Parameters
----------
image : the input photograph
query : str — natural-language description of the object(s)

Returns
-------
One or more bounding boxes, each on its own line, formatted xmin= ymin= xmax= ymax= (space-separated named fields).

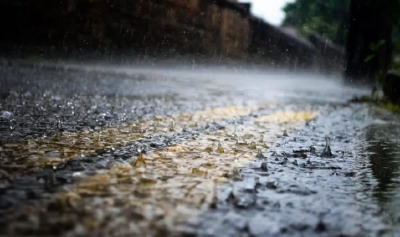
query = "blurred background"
xmin=0 ymin=0 xmax=399 ymax=81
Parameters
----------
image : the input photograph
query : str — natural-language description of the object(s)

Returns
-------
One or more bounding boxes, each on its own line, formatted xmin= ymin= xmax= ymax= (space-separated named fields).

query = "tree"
xmin=344 ymin=0 xmax=394 ymax=82
xmin=282 ymin=0 xmax=350 ymax=46
xmin=283 ymin=0 xmax=400 ymax=82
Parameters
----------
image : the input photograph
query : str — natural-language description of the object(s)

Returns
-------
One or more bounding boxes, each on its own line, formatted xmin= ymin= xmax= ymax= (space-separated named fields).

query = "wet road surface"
xmin=1 ymin=63 xmax=400 ymax=237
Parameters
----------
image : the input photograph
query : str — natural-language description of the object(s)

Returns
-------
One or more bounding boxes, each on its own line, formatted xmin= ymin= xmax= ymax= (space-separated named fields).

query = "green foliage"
xmin=365 ymin=40 xmax=386 ymax=63
xmin=351 ymin=95 xmax=400 ymax=114
xmin=282 ymin=0 xmax=400 ymax=52
xmin=364 ymin=40 xmax=387 ymax=96
xmin=282 ymin=0 xmax=350 ymax=45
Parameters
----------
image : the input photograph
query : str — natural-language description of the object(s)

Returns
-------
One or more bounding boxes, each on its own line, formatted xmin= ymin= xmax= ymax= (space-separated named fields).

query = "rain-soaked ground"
xmin=1 ymin=62 xmax=400 ymax=237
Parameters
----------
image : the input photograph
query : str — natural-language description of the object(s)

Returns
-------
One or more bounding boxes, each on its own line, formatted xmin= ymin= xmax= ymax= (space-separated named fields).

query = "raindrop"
xmin=283 ymin=130 xmax=288 ymax=137
xmin=320 ymin=136 xmax=333 ymax=158
xmin=255 ymin=149 xmax=265 ymax=158
xmin=9 ymin=119 xmax=16 ymax=132
xmin=307 ymin=158 xmax=312 ymax=164
xmin=293 ymin=159 xmax=298 ymax=166
xmin=249 ymin=141 xmax=257 ymax=150
xmin=231 ymin=118 xmax=238 ymax=137
xmin=282 ymin=155 xmax=288 ymax=165
xmin=258 ymin=135 xmax=264 ymax=143
xmin=153 ymin=120 xmax=159 ymax=132
xmin=132 ymin=145 xmax=146 ymax=167
xmin=169 ymin=119 xmax=175 ymax=132
xmin=56 ymin=119 xmax=63 ymax=132
xmin=216 ymin=142 xmax=225 ymax=154
xmin=260 ymin=162 xmax=268 ymax=171
xmin=94 ymin=132 xmax=101 ymax=147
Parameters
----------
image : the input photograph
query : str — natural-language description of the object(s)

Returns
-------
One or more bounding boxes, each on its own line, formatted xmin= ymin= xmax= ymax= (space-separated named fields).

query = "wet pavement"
xmin=1 ymin=62 xmax=400 ymax=237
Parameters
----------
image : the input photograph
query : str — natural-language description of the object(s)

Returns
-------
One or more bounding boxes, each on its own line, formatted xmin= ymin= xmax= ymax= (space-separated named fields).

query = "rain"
xmin=1 ymin=0 xmax=400 ymax=237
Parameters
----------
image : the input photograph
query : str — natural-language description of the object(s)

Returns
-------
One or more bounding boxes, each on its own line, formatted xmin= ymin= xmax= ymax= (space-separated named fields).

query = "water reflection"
xmin=364 ymin=124 xmax=400 ymax=228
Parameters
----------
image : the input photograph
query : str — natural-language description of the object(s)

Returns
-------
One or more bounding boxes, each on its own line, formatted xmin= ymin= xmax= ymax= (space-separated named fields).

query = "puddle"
xmin=360 ymin=123 xmax=400 ymax=235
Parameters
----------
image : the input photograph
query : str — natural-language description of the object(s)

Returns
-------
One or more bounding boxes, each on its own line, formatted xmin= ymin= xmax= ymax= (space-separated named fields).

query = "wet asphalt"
xmin=1 ymin=62 xmax=400 ymax=237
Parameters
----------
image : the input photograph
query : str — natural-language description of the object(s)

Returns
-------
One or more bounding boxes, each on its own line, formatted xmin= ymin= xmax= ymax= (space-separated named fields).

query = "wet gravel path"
xmin=184 ymin=104 xmax=390 ymax=237
xmin=1 ymin=63 xmax=400 ymax=237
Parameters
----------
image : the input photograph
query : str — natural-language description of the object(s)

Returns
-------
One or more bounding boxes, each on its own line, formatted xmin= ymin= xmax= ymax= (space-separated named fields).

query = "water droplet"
xmin=320 ymin=136 xmax=333 ymax=158
xmin=258 ymin=135 xmax=264 ymax=143
xmin=325 ymin=136 xmax=331 ymax=146
xmin=132 ymin=145 xmax=146 ymax=167
xmin=255 ymin=149 xmax=265 ymax=158
xmin=57 ymin=119 xmax=63 ymax=130
xmin=234 ymin=157 xmax=239 ymax=163
xmin=283 ymin=130 xmax=288 ymax=137
xmin=260 ymin=162 xmax=268 ymax=171
xmin=216 ymin=142 xmax=225 ymax=154
xmin=169 ymin=119 xmax=175 ymax=132
xmin=153 ymin=120 xmax=159 ymax=132
xmin=9 ymin=119 xmax=16 ymax=131
xmin=293 ymin=159 xmax=298 ymax=166
xmin=249 ymin=141 xmax=257 ymax=150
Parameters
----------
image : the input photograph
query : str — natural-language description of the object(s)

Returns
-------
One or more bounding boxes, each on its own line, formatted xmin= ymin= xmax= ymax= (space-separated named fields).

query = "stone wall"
xmin=0 ymin=0 xmax=344 ymax=73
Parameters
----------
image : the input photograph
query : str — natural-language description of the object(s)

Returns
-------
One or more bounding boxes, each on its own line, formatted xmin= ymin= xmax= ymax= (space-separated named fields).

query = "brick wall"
xmin=0 ymin=0 xmax=344 ymax=73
